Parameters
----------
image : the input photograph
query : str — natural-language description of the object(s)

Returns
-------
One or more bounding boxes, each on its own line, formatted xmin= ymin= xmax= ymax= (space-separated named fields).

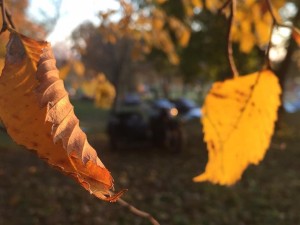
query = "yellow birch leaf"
xmin=0 ymin=31 xmax=125 ymax=201
xmin=194 ymin=70 xmax=281 ymax=185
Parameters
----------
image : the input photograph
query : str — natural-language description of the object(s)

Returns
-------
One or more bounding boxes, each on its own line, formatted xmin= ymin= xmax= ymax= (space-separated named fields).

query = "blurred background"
xmin=1 ymin=0 xmax=300 ymax=224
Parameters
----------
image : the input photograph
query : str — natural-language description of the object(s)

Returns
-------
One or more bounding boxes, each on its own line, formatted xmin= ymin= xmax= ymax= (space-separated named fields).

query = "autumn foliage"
xmin=0 ymin=31 xmax=124 ymax=202
xmin=0 ymin=2 xmax=300 ymax=225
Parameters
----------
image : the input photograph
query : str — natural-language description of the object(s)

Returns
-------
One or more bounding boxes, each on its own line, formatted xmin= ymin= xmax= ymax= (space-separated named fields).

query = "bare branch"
xmin=227 ymin=0 xmax=239 ymax=77
xmin=117 ymin=198 xmax=160 ymax=225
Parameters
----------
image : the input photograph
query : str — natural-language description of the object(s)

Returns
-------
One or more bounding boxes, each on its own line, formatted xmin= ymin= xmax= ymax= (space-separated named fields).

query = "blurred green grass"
xmin=1 ymin=100 xmax=300 ymax=225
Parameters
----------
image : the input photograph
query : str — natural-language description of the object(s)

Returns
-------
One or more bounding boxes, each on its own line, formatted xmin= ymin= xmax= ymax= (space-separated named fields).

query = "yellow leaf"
xmin=239 ymin=32 xmax=256 ymax=53
xmin=206 ymin=0 xmax=222 ymax=12
xmin=0 ymin=32 xmax=125 ymax=201
xmin=72 ymin=60 xmax=85 ymax=77
xmin=255 ymin=20 xmax=271 ymax=46
xmin=179 ymin=29 xmax=191 ymax=47
xmin=194 ymin=70 xmax=281 ymax=185
xmin=152 ymin=17 xmax=165 ymax=30
xmin=191 ymin=0 xmax=202 ymax=8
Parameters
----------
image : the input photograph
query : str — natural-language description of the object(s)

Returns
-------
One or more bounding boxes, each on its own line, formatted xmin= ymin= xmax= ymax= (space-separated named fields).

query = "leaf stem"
xmin=265 ymin=0 xmax=293 ymax=29
xmin=227 ymin=0 xmax=239 ymax=78
xmin=264 ymin=21 xmax=275 ymax=69
xmin=0 ymin=0 xmax=15 ymax=33
xmin=117 ymin=198 xmax=160 ymax=225
xmin=5 ymin=7 xmax=15 ymax=29
xmin=0 ymin=0 xmax=8 ymax=33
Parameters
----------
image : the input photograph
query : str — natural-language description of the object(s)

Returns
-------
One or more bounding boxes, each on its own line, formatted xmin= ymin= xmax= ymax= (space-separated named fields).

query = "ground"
xmin=1 ymin=100 xmax=300 ymax=225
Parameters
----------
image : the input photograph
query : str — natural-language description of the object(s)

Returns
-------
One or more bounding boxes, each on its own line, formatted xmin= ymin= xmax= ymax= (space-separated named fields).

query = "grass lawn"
xmin=1 ymin=100 xmax=300 ymax=225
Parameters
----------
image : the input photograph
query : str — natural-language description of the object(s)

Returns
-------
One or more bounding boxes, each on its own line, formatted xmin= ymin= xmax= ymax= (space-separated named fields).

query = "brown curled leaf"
xmin=0 ymin=31 xmax=125 ymax=201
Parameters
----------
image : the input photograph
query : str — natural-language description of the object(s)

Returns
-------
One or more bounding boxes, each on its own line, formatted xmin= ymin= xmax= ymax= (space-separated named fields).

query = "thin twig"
xmin=218 ymin=0 xmax=231 ymax=14
xmin=264 ymin=21 xmax=275 ymax=69
xmin=227 ymin=0 xmax=239 ymax=77
xmin=117 ymin=198 xmax=160 ymax=225
xmin=0 ymin=0 xmax=8 ymax=33
xmin=5 ymin=8 xmax=15 ymax=29
xmin=265 ymin=0 xmax=293 ymax=29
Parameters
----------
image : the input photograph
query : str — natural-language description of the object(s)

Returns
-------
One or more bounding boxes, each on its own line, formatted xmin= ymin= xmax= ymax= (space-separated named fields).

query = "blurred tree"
xmin=72 ymin=22 xmax=135 ymax=110
xmin=70 ymin=0 xmax=300 ymax=108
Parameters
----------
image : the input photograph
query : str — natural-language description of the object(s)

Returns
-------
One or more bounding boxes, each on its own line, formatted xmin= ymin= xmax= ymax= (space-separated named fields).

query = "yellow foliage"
xmin=191 ymin=0 xmax=202 ymax=8
xmin=239 ymin=32 xmax=256 ymax=53
xmin=81 ymin=79 xmax=98 ymax=98
xmin=73 ymin=60 xmax=85 ymax=77
xmin=229 ymin=0 xmax=285 ymax=52
xmin=58 ymin=63 xmax=71 ymax=80
xmin=179 ymin=29 xmax=191 ymax=47
xmin=194 ymin=70 xmax=281 ymax=185
xmin=206 ymin=0 xmax=223 ymax=12
xmin=81 ymin=73 xmax=116 ymax=109
xmin=94 ymin=78 xmax=116 ymax=109
xmin=168 ymin=16 xmax=191 ymax=47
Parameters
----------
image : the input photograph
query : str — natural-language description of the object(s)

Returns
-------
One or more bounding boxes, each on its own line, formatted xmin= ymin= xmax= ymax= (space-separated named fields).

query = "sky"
xmin=28 ymin=0 xmax=120 ymax=44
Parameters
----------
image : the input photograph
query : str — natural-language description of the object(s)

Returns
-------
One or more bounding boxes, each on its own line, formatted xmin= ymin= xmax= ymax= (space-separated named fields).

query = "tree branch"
xmin=117 ymin=198 xmax=160 ymax=225
xmin=227 ymin=0 xmax=239 ymax=77
xmin=218 ymin=0 xmax=231 ymax=14
xmin=264 ymin=21 xmax=275 ymax=69
xmin=265 ymin=0 xmax=293 ymax=29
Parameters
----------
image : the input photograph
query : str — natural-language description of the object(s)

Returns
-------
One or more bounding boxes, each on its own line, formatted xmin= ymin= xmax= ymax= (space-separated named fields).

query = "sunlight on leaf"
xmin=194 ymin=70 xmax=281 ymax=185
xmin=0 ymin=31 xmax=125 ymax=201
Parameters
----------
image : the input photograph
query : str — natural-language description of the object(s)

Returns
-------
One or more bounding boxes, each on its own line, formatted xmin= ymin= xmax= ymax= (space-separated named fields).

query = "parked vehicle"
xmin=171 ymin=98 xmax=202 ymax=121
xmin=106 ymin=98 xmax=183 ymax=152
